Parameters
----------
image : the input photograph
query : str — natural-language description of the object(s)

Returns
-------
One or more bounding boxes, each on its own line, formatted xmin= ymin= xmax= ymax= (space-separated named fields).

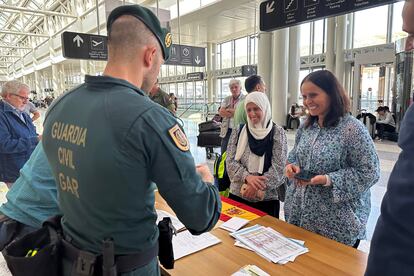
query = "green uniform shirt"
xmin=150 ymin=88 xmax=175 ymax=113
xmin=42 ymin=75 xmax=221 ymax=254
xmin=233 ymin=99 xmax=247 ymax=126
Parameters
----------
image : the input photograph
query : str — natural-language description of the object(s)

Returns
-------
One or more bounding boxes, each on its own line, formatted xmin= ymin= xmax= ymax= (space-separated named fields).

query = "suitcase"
xmin=197 ymin=131 xmax=222 ymax=147
xmin=198 ymin=120 xmax=221 ymax=132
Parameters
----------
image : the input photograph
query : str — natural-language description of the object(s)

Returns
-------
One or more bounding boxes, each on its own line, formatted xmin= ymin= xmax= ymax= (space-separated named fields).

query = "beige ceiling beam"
xmin=0 ymin=4 xmax=77 ymax=18
xmin=0 ymin=29 xmax=49 ymax=37
xmin=0 ymin=45 xmax=31 ymax=49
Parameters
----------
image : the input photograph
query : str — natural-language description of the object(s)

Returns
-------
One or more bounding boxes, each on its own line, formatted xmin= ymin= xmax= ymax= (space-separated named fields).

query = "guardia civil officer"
xmin=42 ymin=5 xmax=221 ymax=275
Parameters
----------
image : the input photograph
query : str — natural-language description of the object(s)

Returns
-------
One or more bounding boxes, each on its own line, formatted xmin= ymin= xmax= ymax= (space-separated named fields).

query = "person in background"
xmin=169 ymin=92 xmax=178 ymax=113
xmin=23 ymin=100 xmax=40 ymax=122
xmin=286 ymin=103 xmax=302 ymax=130
xmin=366 ymin=0 xmax=414 ymax=274
xmin=0 ymin=80 xmax=40 ymax=188
xmin=42 ymin=5 xmax=221 ymax=275
xmin=219 ymin=79 xmax=244 ymax=153
xmin=375 ymin=106 xmax=396 ymax=140
xmin=149 ymin=79 xmax=176 ymax=114
xmin=226 ymin=92 xmax=287 ymax=218
xmin=233 ymin=75 xmax=266 ymax=126
xmin=0 ymin=143 xmax=59 ymax=250
xmin=284 ymin=70 xmax=380 ymax=247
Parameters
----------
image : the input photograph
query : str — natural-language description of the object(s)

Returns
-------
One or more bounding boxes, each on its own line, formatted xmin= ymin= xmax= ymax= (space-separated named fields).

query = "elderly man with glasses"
xmin=0 ymin=80 xmax=40 ymax=188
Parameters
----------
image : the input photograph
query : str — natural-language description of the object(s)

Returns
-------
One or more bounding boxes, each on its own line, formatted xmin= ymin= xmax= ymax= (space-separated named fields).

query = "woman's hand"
xmin=285 ymin=164 xmax=300 ymax=179
xmin=245 ymin=175 xmax=267 ymax=190
xmin=242 ymin=184 xmax=257 ymax=199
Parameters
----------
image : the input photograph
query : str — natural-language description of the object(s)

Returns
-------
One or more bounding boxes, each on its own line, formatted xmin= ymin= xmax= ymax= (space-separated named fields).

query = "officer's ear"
xmin=143 ymin=46 xmax=157 ymax=68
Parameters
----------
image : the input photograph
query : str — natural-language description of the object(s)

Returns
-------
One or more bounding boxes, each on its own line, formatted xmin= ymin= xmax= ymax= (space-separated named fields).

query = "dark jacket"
xmin=365 ymin=104 xmax=414 ymax=275
xmin=0 ymin=100 xmax=38 ymax=183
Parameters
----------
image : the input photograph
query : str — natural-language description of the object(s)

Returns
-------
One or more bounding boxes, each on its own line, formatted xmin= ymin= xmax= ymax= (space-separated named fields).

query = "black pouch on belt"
xmin=157 ymin=217 xmax=176 ymax=269
xmin=2 ymin=215 xmax=62 ymax=276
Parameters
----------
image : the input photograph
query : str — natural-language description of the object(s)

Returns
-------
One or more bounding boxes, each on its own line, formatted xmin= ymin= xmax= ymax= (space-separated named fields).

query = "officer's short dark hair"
xmin=244 ymin=75 xmax=263 ymax=93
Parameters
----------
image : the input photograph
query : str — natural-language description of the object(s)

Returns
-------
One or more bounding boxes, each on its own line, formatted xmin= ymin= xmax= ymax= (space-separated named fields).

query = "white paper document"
xmin=232 ymin=265 xmax=270 ymax=276
xmin=219 ymin=217 xmax=249 ymax=232
xmin=156 ymin=210 xmax=185 ymax=232
xmin=173 ymin=230 xmax=221 ymax=260
xmin=231 ymin=225 xmax=308 ymax=264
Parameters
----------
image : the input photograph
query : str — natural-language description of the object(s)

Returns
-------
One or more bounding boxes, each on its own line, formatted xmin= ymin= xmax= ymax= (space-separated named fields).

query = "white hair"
xmin=229 ymin=79 xmax=241 ymax=87
xmin=1 ymin=80 xmax=30 ymax=97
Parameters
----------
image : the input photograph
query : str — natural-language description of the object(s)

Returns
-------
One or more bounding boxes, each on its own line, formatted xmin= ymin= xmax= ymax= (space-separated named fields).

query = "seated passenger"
xmin=226 ymin=92 xmax=287 ymax=218
xmin=284 ymin=70 xmax=380 ymax=247
xmin=0 ymin=143 xmax=60 ymax=250
xmin=375 ymin=106 xmax=396 ymax=140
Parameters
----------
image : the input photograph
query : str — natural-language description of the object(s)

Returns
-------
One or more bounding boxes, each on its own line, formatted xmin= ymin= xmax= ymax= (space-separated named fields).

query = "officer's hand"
xmin=37 ymin=135 xmax=42 ymax=141
xmin=196 ymin=164 xmax=214 ymax=184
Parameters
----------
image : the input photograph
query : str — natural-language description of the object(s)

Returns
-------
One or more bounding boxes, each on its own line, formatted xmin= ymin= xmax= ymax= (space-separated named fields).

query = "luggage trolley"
xmin=197 ymin=118 xmax=222 ymax=159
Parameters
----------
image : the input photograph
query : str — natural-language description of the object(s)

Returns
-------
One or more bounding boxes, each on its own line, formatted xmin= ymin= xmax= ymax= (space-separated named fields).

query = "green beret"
xmin=107 ymin=5 xmax=172 ymax=60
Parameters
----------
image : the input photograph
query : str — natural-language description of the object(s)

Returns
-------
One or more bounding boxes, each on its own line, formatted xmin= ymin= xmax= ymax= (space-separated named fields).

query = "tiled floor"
xmin=0 ymin=112 xmax=400 ymax=274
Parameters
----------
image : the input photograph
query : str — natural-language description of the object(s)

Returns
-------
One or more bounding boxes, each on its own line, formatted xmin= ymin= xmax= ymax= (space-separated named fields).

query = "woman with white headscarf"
xmin=226 ymin=92 xmax=288 ymax=218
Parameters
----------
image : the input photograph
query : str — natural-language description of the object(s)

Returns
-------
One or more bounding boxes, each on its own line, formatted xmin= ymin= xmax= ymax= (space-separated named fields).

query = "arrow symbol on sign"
xmin=195 ymin=56 xmax=201 ymax=65
xmin=73 ymin=35 xmax=84 ymax=47
xmin=266 ymin=1 xmax=275 ymax=13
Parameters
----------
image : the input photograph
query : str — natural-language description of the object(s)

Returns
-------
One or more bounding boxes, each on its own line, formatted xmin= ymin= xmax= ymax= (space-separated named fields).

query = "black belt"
xmin=62 ymin=238 xmax=159 ymax=274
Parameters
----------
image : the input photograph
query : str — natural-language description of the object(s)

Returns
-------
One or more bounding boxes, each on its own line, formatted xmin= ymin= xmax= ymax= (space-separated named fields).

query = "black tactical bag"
xmin=2 ymin=215 xmax=62 ymax=276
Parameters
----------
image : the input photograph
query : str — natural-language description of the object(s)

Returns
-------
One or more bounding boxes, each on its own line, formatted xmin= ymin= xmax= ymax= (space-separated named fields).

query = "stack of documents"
xmin=231 ymin=225 xmax=309 ymax=264
xmin=172 ymin=231 xmax=221 ymax=260
xmin=156 ymin=210 xmax=185 ymax=232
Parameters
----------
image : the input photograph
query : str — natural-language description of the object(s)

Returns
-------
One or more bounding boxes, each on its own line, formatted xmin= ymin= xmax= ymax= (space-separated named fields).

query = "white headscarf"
xmin=234 ymin=92 xmax=273 ymax=174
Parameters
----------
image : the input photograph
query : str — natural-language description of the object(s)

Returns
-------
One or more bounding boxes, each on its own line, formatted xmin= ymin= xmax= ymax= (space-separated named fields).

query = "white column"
xmin=257 ymin=32 xmax=272 ymax=101
xmin=207 ymin=42 xmax=217 ymax=103
xmin=326 ymin=17 xmax=336 ymax=72
xmin=80 ymin=60 xmax=89 ymax=78
xmin=271 ymin=29 xmax=289 ymax=126
xmin=288 ymin=25 xmax=300 ymax=107
xmin=335 ymin=15 xmax=347 ymax=84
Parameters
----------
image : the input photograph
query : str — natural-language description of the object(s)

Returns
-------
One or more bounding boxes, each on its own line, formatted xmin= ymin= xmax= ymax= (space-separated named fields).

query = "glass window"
xmin=185 ymin=82 xmax=194 ymax=103
xmin=235 ymin=37 xmax=248 ymax=67
xmin=195 ymin=81 xmax=204 ymax=103
xmin=221 ymin=41 xmax=232 ymax=69
xmin=161 ymin=65 xmax=168 ymax=77
xmin=220 ymin=78 xmax=231 ymax=100
xmin=177 ymin=82 xmax=184 ymax=103
xmin=354 ymin=5 xmax=388 ymax=48
xmin=177 ymin=66 xmax=185 ymax=75
xmin=313 ymin=19 xmax=325 ymax=54
xmin=392 ymin=1 xmax=407 ymax=42
xmin=300 ymin=22 xmax=311 ymax=56
xmin=168 ymin=65 xmax=175 ymax=76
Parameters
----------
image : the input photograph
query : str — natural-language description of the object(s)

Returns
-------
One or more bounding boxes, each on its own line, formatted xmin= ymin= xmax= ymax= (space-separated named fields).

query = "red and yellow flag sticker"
xmin=168 ymin=124 xmax=189 ymax=151
xmin=219 ymin=196 xmax=267 ymax=222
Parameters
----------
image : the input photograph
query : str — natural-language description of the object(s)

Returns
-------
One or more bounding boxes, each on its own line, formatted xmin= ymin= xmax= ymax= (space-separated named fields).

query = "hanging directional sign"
xmin=260 ymin=0 xmax=401 ymax=32
xmin=165 ymin=44 xmax=206 ymax=67
xmin=187 ymin=72 xmax=204 ymax=81
xmin=62 ymin=31 xmax=108 ymax=61
xmin=241 ymin=65 xmax=257 ymax=77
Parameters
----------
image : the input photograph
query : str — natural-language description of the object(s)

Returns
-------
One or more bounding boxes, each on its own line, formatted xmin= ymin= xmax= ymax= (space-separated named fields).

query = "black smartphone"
xmin=294 ymin=170 xmax=317 ymax=182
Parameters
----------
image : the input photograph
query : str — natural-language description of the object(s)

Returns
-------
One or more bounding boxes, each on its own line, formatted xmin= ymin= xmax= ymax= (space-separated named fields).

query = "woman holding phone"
xmin=284 ymin=70 xmax=380 ymax=247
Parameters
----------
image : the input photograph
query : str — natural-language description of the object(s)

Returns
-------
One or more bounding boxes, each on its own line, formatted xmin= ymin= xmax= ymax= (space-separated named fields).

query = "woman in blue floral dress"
xmin=284 ymin=70 xmax=380 ymax=247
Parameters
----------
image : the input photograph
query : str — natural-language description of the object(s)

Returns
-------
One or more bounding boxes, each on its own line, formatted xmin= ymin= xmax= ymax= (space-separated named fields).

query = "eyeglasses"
xmin=11 ymin=94 xmax=29 ymax=101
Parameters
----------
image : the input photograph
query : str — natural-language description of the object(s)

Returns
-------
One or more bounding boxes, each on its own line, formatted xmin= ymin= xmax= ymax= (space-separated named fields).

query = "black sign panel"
xmin=165 ymin=44 xmax=206 ymax=67
xmin=62 ymin=31 xmax=108 ymax=61
xmin=187 ymin=72 xmax=204 ymax=81
xmin=241 ymin=65 xmax=258 ymax=77
xmin=260 ymin=0 xmax=401 ymax=32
